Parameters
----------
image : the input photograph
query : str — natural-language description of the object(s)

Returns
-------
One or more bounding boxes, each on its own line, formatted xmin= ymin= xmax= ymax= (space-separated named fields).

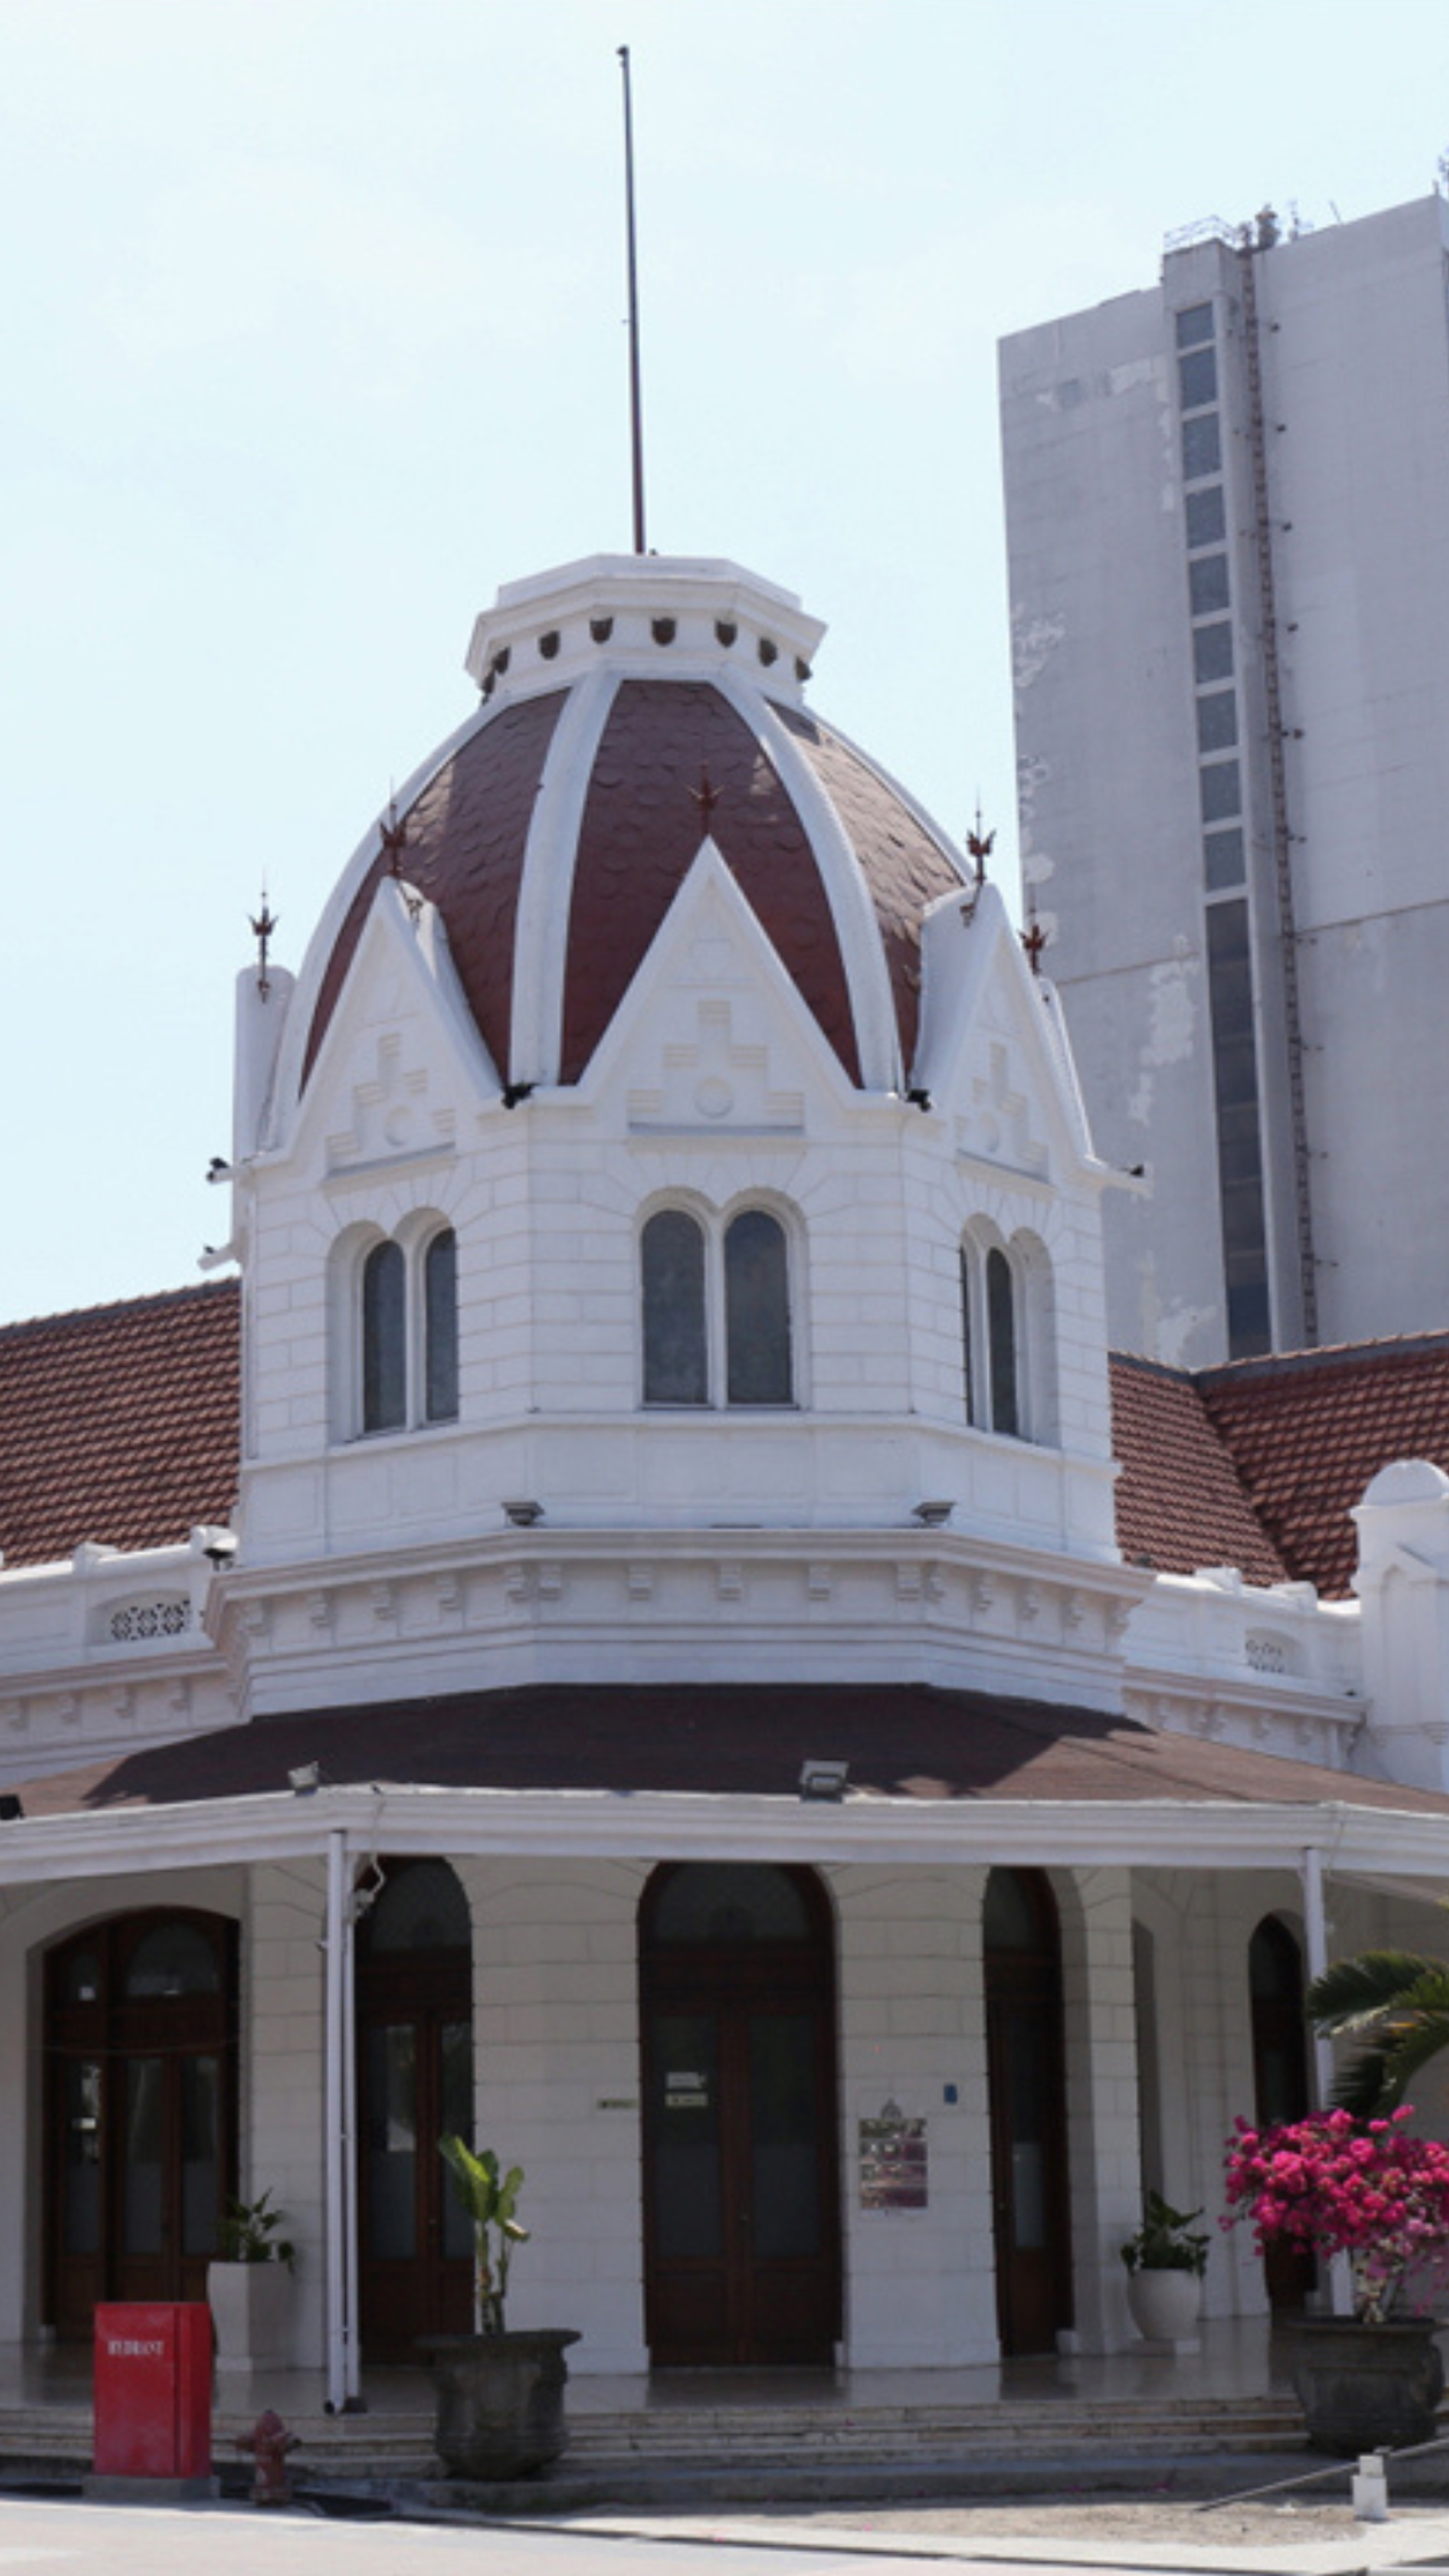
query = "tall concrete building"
xmin=1000 ymin=193 xmax=1449 ymax=1367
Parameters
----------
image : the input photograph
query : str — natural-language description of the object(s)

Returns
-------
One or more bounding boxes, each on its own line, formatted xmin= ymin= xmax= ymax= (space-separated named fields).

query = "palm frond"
xmin=1306 ymin=1952 xmax=1447 ymax=2035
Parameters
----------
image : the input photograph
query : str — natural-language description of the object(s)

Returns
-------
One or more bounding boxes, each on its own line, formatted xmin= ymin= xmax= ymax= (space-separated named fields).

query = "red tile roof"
xmin=1108 ymin=1353 xmax=1291 ymax=1588
xmin=3 ymin=1274 xmax=1445 ymax=1612
xmin=0 ymin=1282 xmax=240 ymax=1570
xmin=1200 ymin=1335 xmax=1449 ymax=1600
xmin=13 ymin=1682 xmax=1449 ymax=1820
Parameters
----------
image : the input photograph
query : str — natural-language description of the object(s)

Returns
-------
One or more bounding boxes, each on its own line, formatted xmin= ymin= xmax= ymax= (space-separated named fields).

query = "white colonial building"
xmin=1 ymin=551 xmax=1448 ymax=2409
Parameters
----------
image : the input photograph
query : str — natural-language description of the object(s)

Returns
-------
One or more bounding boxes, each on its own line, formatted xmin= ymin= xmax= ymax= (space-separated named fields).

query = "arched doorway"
xmin=640 ymin=1861 xmax=841 ymax=2366
xmin=44 ymin=1910 xmax=238 ymax=2340
xmin=356 ymin=1859 xmax=474 ymax=2360
xmin=1249 ymin=1914 xmax=1315 ymax=2311
xmin=983 ymin=1867 xmax=1073 ymax=2355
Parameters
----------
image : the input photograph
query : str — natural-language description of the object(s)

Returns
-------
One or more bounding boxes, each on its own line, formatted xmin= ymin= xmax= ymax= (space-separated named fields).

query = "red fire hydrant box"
xmin=93 ymin=2304 xmax=212 ymax=2481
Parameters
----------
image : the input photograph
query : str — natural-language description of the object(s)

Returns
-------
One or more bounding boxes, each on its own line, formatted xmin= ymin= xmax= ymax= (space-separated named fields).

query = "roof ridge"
xmin=0 ymin=1276 xmax=240 ymax=1343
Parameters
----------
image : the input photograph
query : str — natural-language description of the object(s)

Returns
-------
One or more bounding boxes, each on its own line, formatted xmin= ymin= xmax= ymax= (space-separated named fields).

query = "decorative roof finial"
xmin=965 ymin=799 xmax=994 ymax=891
xmin=1020 ymin=916 xmax=1048 ymax=977
xmin=691 ymin=762 xmax=720 ymax=828
xmin=250 ymin=886 xmax=279 ymax=1000
xmin=380 ymin=795 xmax=407 ymax=880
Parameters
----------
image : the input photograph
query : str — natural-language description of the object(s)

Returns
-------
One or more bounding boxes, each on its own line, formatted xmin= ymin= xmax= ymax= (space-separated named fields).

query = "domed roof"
xmin=297 ymin=556 xmax=967 ymax=1099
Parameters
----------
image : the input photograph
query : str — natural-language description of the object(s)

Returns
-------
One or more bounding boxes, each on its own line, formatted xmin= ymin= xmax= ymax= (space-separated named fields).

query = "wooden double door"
xmin=45 ymin=1912 xmax=238 ymax=2340
xmin=356 ymin=1859 xmax=475 ymax=2360
xmin=641 ymin=1864 xmax=841 ymax=2367
xmin=983 ymin=1869 xmax=1073 ymax=2356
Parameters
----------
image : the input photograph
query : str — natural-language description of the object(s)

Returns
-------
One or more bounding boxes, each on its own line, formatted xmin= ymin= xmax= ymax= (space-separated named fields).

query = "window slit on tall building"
xmin=1174 ymin=295 xmax=1271 ymax=1356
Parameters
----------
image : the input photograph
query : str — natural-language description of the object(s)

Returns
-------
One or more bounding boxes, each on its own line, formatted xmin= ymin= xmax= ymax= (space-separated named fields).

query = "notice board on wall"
xmin=858 ymin=2102 xmax=927 ymax=2210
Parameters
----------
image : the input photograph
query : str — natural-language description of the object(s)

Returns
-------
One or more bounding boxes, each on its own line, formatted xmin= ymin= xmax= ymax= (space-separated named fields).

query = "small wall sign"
xmin=858 ymin=2101 xmax=928 ymax=2210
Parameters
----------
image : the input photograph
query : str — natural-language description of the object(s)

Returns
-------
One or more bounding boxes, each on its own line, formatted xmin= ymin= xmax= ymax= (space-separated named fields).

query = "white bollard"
xmin=1351 ymin=2454 xmax=1390 ymax=2522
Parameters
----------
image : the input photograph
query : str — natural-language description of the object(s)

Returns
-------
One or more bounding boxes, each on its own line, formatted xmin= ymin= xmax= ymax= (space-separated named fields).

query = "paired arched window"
xmin=359 ymin=1225 xmax=458 ymax=1434
xmin=961 ymin=1228 xmax=1054 ymax=1443
xmin=642 ymin=1205 xmax=795 ymax=1408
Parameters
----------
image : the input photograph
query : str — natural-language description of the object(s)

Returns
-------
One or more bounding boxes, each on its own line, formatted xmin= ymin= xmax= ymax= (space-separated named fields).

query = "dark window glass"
xmin=724 ymin=1209 xmax=792 ymax=1406
xmin=364 ymin=2024 xmax=417 ymax=2259
xmin=1189 ymin=552 xmax=1230 ymax=617
xmin=1175 ymin=302 xmax=1215 ymax=351
xmin=180 ymin=2056 xmax=220 ymax=2256
xmin=651 ymin=2011 xmax=722 ymax=2259
xmin=1204 ymin=828 xmax=1246 ymax=890
xmin=1199 ymin=760 xmax=1242 ymax=824
xmin=1182 ymin=412 xmax=1222 ymax=480
xmin=652 ymin=1864 xmax=812 ymax=1947
xmin=1178 ymin=347 xmax=1218 ymax=410
xmin=1197 ymin=690 xmax=1238 ymax=753
xmin=1185 ymin=485 xmax=1225 ymax=548
xmin=364 ymin=1859 xmax=471 ymax=1956
xmin=986 ymin=1247 xmax=1020 ymax=1439
xmin=424 ymin=1229 xmax=458 ymax=1423
xmin=125 ymin=1922 xmax=221 ymax=1999
xmin=123 ymin=2060 xmax=164 ymax=2254
xmin=983 ymin=1868 xmax=1046 ymax=1950
xmin=751 ymin=2015 xmax=821 ymax=2258
xmin=1193 ymin=620 xmax=1234 ymax=683
xmin=362 ymin=1240 xmax=406 ymax=1432
xmin=960 ymin=1247 xmax=974 ymax=1421
xmin=642 ymin=1210 xmax=708 ymax=1405
xmin=1206 ymin=900 xmax=1270 ymax=1357
xmin=62 ymin=2061 xmax=102 ymax=2256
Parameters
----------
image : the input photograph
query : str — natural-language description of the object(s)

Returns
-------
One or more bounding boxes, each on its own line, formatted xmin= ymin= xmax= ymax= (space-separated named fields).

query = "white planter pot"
xmin=1126 ymin=2266 xmax=1201 ymax=2344
xmin=207 ymin=2260 xmax=293 ymax=2377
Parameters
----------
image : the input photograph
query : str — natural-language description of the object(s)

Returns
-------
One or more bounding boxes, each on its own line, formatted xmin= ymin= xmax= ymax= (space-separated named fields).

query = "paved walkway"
xmin=3 ymin=2493 xmax=1449 ymax=2576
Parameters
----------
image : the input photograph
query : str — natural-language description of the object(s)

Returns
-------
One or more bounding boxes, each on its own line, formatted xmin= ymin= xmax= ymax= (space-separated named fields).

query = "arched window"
xmin=362 ymin=1241 xmax=407 ymax=1433
xmin=642 ymin=1210 xmax=708 ymax=1404
xmin=424 ymin=1229 xmax=458 ymax=1423
xmin=724 ymin=1210 xmax=792 ymax=1406
xmin=641 ymin=1203 xmax=797 ymax=1409
xmin=354 ymin=1223 xmax=458 ymax=1437
xmin=986 ymin=1247 xmax=1020 ymax=1439
xmin=961 ymin=1230 xmax=1051 ymax=1443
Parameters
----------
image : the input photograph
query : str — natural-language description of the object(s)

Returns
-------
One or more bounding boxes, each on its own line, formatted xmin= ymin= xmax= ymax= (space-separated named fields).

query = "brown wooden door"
xmin=357 ymin=1861 xmax=474 ymax=2360
xmin=641 ymin=1864 xmax=840 ymax=2367
xmin=984 ymin=1869 xmax=1073 ymax=2356
xmin=45 ymin=1913 xmax=237 ymax=2340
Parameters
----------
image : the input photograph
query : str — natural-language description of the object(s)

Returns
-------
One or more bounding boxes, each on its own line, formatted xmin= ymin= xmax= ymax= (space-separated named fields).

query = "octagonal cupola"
xmin=275 ymin=553 xmax=968 ymax=1124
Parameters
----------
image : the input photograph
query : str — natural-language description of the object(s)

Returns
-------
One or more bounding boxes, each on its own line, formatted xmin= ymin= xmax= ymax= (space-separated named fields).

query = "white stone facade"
xmin=1 ymin=552 xmax=1448 ymax=2398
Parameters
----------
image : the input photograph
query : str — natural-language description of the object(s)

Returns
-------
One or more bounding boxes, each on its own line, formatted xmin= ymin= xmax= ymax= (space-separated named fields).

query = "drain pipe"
xmin=324 ymin=1825 xmax=349 ymax=2415
xmin=341 ymin=1856 xmax=362 ymax=2408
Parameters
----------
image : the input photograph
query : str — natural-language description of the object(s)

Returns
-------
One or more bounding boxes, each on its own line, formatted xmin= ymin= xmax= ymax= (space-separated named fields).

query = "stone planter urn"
xmin=1284 ymin=2315 xmax=1446 ymax=2454
xmin=417 ymin=2329 xmax=581 ymax=2480
xmin=207 ymin=2260 xmax=293 ymax=2381
xmin=1125 ymin=2265 xmax=1201 ymax=2344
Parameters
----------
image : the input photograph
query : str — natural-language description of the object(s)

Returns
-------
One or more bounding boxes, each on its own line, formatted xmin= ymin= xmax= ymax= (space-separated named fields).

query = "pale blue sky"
xmin=4 ymin=0 xmax=1446 ymax=1321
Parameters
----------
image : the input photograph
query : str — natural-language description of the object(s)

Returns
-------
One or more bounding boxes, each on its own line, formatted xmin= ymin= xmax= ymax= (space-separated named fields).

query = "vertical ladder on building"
xmin=1239 ymin=238 xmax=1319 ymax=1345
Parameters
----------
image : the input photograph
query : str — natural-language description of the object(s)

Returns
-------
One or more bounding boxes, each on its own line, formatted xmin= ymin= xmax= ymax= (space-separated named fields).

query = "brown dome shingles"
xmin=560 ymin=681 xmax=862 ymax=1085
xmin=776 ymin=708 xmax=964 ymax=1075
xmin=0 ymin=1282 xmax=240 ymax=1570
xmin=302 ymin=689 xmax=567 ymax=1088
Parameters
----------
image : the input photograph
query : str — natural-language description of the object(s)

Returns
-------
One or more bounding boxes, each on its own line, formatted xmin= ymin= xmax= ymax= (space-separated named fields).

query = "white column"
xmin=1301 ymin=1844 xmax=1351 ymax=2316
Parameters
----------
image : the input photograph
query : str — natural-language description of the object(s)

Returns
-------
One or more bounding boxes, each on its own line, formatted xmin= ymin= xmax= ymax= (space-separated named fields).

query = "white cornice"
xmin=0 ymin=1780 xmax=1441 ymax=1888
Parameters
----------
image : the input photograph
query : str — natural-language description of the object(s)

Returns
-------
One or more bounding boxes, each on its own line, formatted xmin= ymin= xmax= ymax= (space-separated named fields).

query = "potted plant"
xmin=417 ymin=2140 xmax=579 ymax=2481
xmin=1119 ymin=2191 xmax=1210 ymax=2342
xmin=1223 ymin=2106 xmax=1449 ymax=2451
xmin=207 ymin=2188 xmax=296 ymax=2381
